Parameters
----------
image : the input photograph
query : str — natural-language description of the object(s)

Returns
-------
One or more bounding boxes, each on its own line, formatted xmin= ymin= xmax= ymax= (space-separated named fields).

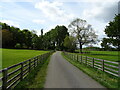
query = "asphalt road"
xmin=44 ymin=51 xmax=106 ymax=88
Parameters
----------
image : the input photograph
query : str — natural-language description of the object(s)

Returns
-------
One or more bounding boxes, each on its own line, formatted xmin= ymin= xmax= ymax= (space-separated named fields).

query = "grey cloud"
xmin=118 ymin=1 xmax=120 ymax=14
xmin=95 ymin=2 xmax=118 ymax=22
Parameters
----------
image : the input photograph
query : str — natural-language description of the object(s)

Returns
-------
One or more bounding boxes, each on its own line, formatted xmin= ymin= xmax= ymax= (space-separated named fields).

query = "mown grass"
xmin=61 ymin=52 xmax=118 ymax=89
xmin=2 ymin=49 xmax=49 ymax=69
xmin=14 ymin=54 xmax=51 ymax=89
xmin=75 ymin=50 xmax=119 ymax=62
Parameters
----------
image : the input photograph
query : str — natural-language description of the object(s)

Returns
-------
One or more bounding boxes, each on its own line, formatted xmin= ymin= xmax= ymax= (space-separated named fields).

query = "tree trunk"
xmin=79 ymin=42 xmax=82 ymax=53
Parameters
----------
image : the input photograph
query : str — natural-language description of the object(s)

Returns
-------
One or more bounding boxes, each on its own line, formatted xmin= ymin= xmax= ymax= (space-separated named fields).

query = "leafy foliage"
xmin=1 ymin=22 xmax=69 ymax=50
xmin=68 ymin=18 xmax=98 ymax=53
xmin=101 ymin=14 xmax=120 ymax=50
xmin=63 ymin=35 xmax=76 ymax=52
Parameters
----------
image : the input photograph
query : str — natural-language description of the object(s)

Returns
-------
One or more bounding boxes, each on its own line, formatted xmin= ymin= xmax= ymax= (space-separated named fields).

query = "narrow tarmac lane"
xmin=44 ymin=51 xmax=106 ymax=88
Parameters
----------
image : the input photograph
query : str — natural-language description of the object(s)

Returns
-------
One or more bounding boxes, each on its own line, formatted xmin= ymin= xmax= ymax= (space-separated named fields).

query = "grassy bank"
xmin=75 ymin=50 xmax=119 ymax=62
xmin=2 ymin=49 xmax=49 ymax=69
xmin=14 ymin=54 xmax=51 ymax=89
xmin=61 ymin=52 xmax=118 ymax=89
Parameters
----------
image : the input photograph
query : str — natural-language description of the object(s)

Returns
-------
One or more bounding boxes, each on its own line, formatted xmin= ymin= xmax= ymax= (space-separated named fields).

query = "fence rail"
xmin=63 ymin=52 xmax=120 ymax=77
xmin=0 ymin=51 xmax=54 ymax=89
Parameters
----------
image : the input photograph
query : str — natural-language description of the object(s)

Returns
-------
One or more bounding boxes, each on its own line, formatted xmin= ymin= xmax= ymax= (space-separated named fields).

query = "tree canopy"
xmin=101 ymin=14 xmax=120 ymax=50
xmin=63 ymin=35 xmax=76 ymax=52
xmin=1 ymin=18 xmax=99 ymax=52
xmin=68 ymin=18 xmax=98 ymax=53
xmin=1 ymin=22 xmax=69 ymax=50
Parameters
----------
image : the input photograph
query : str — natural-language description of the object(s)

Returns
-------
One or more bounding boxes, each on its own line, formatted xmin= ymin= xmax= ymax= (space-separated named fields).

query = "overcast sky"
xmin=0 ymin=0 xmax=119 ymax=46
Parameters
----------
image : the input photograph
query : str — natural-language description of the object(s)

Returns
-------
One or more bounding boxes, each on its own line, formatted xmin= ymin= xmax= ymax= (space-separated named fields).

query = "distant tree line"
xmin=1 ymin=14 xmax=119 ymax=52
xmin=0 ymin=22 xmax=69 ymax=50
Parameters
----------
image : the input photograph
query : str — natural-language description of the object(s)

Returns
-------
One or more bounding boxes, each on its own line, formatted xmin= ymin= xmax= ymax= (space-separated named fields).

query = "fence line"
xmin=63 ymin=52 xmax=120 ymax=77
xmin=0 ymin=51 xmax=54 ymax=89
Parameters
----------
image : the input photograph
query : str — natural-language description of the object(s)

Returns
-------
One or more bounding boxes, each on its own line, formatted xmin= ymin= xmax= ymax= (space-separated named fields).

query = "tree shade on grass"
xmin=2 ymin=49 xmax=49 ymax=69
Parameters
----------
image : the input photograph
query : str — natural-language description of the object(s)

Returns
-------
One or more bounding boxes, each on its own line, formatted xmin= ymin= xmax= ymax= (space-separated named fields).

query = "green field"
xmin=75 ymin=50 xmax=119 ymax=62
xmin=2 ymin=49 xmax=49 ymax=69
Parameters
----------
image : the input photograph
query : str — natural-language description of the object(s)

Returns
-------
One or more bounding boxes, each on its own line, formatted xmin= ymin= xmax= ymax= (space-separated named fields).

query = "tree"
xmin=55 ymin=25 xmax=69 ymax=50
xmin=42 ymin=25 xmax=69 ymax=50
xmin=101 ymin=14 xmax=120 ymax=50
xmin=2 ymin=29 xmax=13 ymax=48
xmin=63 ymin=35 xmax=76 ymax=52
xmin=32 ymin=34 xmax=41 ymax=49
xmin=10 ymin=26 xmax=21 ymax=47
xmin=68 ymin=18 xmax=98 ymax=53
xmin=22 ymin=29 xmax=32 ymax=48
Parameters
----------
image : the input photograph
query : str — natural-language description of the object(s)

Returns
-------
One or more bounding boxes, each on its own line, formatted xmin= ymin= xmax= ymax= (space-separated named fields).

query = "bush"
xmin=15 ymin=43 xmax=21 ymax=48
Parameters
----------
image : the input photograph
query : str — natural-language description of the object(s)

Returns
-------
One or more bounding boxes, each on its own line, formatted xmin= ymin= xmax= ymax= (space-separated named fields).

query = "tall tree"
xmin=41 ymin=29 xmax=43 ymax=36
xmin=101 ymin=14 xmax=120 ymax=50
xmin=55 ymin=25 xmax=69 ymax=50
xmin=22 ymin=29 xmax=32 ymax=48
xmin=68 ymin=18 xmax=98 ymax=53
xmin=10 ymin=26 xmax=21 ymax=47
xmin=63 ymin=35 xmax=76 ymax=52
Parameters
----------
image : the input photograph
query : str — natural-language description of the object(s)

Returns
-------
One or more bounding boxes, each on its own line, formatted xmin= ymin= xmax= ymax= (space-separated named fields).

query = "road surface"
xmin=44 ymin=51 xmax=106 ymax=88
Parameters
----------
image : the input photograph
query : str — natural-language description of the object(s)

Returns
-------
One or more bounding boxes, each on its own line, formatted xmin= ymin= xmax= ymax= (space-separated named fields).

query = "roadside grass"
xmin=61 ymin=52 xmax=118 ymax=89
xmin=75 ymin=50 xmax=119 ymax=62
xmin=0 ymin=48 xmax=2 ymax=70
xmin=14 ymin=54 xmax=51 ymax=89
xmin=2 ymin=49 xmax=49 ymax=69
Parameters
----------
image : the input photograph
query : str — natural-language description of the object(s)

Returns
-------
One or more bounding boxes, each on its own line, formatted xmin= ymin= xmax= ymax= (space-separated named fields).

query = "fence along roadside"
xmin=63 ymin=52 xmax=120 ymax=77
xmin=0 ymin=51 xmax=54 ymax=89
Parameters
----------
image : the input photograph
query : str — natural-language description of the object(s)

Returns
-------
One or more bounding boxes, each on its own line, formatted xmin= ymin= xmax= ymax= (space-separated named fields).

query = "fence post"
xmin=77 ymin=55 xmax=78 ymax=62
xmin=2 ymin=68 xmax=8 ymax=90
xmin=37 ymin=56 xmax=38 ymax=66
xmin=81 ymin=56 xmax=82 ymax=63
xmin=118 ymin=62 xmax=120 ymax=77
xmin=86 ymin=56 xmax=87 ymax=65
xmin=75 ymin=54 xmax=76 ymax=61
xmin=34 ymin=58 xmax=36 ymax=69
xmin=118 ymin=62 xmax=120 ymax=89
xmin=40 ymin=55 xmax=43 ymax=64
xmin=93 ymin=58 xmax=94 ymax=68
xmin=74 ymin=54 xmax=75 ymax=61
xmin=39 ymin=55 xmax=41 ymax=64
xmin=74 ymin=54 xmax=75 ymax=60
xmin=29 ymin=59 xmax=31 ymax=72
xmin=72 ymin=54 xmax=73 ymax=60
xmin=38 ymin=55 xmax=40 ymax=64
xmin=20 ymin=63 xmax=23 ymax=80
xmin=73 ymin=54 xmax=74 ymax=60
xmin=102 ymin=60 xmax=104 ymax=71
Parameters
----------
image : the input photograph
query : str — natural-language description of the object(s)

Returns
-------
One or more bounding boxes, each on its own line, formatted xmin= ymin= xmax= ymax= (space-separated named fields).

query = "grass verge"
xmin=61 ymin=52 xmax=118 ymax=89
xmin=14 ymin=54 xmax=51 ymax=89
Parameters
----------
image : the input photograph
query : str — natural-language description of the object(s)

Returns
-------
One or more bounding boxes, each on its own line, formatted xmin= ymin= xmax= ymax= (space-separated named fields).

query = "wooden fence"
xmin=0 ymin=51 xmax=54 ymax=89
xmin=63 ymin=52 xmax=120 ymax=77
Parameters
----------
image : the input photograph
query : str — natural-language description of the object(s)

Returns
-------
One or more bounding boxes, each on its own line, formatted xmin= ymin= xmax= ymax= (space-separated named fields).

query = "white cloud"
xmin=48 ymin=0 xmax=119 ymax=3
xmin=33 ymin=19 xmax=45 ymax=24
xmin=82 ymin=1 xmax=118 ymax=22
xmin=35 ymin=0 xmax=74 ymax=22
xmin=0 ymin=0 xmax=34 ymax=2
xmin=0 ymin=20 xmax=20 ymax=27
